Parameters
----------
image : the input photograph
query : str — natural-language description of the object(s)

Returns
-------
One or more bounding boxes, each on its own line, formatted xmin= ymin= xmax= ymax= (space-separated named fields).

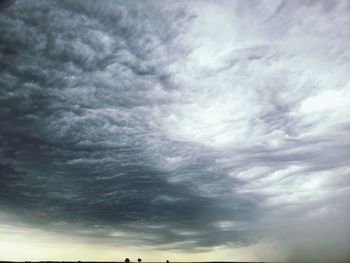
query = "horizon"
xmin=1 ymin=0 xmax=350 ymax=262
xmin=0 ymin=260 xmax=283 ymax=263
xmin=0 ymin=261 xmax=282 ymax=262
xmin=0 ymin=260 xmax=285 ymax=263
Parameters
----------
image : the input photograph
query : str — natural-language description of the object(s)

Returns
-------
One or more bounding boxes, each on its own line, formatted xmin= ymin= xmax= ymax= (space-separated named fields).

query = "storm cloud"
xmin=1 ymin=0 xmax=350 ymax=261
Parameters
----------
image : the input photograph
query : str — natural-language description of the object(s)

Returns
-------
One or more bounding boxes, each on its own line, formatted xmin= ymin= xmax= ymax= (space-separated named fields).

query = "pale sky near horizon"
xmin=1 ymin=0 xmax=350 ymax=262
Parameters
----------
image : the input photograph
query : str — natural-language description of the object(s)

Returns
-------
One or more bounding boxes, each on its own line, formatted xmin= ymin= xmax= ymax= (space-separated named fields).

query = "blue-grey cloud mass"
xmin=1 ymin=0 xmax=350 ymax=262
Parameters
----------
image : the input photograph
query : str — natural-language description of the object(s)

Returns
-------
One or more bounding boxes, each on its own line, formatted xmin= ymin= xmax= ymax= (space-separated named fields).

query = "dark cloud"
xmin=0 ymin=0 xmax=261 ymax=250
xmin=0 ymin=0 xmax=15 ymax=10
xmin=0 ymin=0 xmax=349 ymax=260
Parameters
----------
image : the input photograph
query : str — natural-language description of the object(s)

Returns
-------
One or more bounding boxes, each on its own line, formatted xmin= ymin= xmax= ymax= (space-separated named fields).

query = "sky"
xmin=0 ymin=0 xmax=350 ymax=262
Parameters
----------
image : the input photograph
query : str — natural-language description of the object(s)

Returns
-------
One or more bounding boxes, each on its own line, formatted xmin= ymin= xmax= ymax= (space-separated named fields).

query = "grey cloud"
xmin=1 ymin=0 xmax=350 ymax=260
xmin=0 ymin=0 xmax=15 ymax=10
xmin=0 ymin=0 xmax=261 ymax=250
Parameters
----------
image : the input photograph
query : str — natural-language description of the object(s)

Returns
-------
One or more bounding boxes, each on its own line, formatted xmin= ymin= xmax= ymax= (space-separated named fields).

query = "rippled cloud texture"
xmin=1 ymin=0 xmax=350 ymax=262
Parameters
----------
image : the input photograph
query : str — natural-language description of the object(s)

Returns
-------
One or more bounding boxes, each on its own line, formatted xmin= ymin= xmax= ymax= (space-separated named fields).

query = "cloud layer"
xmin=1 ymin=0 xmax=350 ymax=261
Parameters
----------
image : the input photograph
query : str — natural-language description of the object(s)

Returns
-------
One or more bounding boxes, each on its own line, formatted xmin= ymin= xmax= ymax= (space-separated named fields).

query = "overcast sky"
xmin=0 ymin=0 xmax=350 ymax=262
